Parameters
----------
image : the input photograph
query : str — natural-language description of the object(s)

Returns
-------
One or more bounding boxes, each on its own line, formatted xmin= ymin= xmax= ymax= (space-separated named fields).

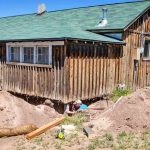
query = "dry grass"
xmin=88 ymin=131 xmax=150 ymax=150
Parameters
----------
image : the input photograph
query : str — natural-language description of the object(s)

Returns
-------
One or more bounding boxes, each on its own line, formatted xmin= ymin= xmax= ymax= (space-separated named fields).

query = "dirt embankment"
xmin=0 ymin=88 xmax=150 ymax=133
xmin=0 ymin=91 xmax=59 ymax=128
xmin=92 ymin=87 xmax=150 ymax=133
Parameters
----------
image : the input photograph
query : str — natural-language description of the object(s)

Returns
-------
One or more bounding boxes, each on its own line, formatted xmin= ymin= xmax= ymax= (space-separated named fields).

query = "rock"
xmin=0 ymin=106 xmax=4 ymax=111
xmin=83 ymin=126 xmax=94 ymax=137
xmin=125 ymin=117 xmax=131 ymax=121
xmin=88 ymin=123 xmax=94 ymax=128
xmin=44 ymin=99 xmax=54 ymax=108
xmin=143 ymin=125 xmax=147 ymax=128
xmin=62 ymin=124 xmax=76 ymax=134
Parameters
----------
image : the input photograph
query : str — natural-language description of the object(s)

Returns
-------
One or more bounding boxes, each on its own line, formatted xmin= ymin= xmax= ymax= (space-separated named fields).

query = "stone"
xmin=44 ymin=99 xmax=54 ymax=108
xmin=0 ymin=106 xmax=4 ymax=111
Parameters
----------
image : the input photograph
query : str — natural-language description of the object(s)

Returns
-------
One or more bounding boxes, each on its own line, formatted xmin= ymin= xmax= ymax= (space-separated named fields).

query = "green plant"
xmin=117 ymin=131 xmax=128 ymax=149
xmin=55 ymin=141 xmax=62 ymax=149
xmin=88 ymin=134 xmax=114 ymax=150
xmin=112 ymin=88 xmax=132 ymax=102
xmin=33 ymin=137 xmax=43 ymax=145
xmin=140 ymin=132 xmax=150 ymax=149
xmin=103 ymin=133 xmax=113 ymax=141
xmin=118 ymin=131 xmax=127 ymax=138
xmin=62 ymin=113 xmax=85 ymax=129
xmin=88 ymin=138 xmax=100 ymax=150
xmin=116 ymin=132 xmax=137 ymax=149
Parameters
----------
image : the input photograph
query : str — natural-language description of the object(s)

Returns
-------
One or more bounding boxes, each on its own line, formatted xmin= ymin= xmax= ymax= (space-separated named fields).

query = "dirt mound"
xmin=0 ymin=91 xmax=59 ymax=128
xmin=93 ymin=88 xmax=150 ymax=133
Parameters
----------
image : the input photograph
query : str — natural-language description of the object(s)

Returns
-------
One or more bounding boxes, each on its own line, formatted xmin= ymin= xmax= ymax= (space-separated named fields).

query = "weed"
xmin=88 ymin=133 xmax=114 ymax=150
xmin=42 ymin=142 xmax=50 ymax=149
xmin=133 ymin=138 xmax=140 ymax=149
xmin=118 ymin=131 xmax=127 ymax=138
xmin=31 ymin=146 xmax=37 ymax=149
xmin=112 ymin=88 xmax=132 ymax=102
xmin=140 ymin=132 xmax=150 ymax=149
xmin=88 ymin=138 xmax=100 ymax=150
xmin=55 ymin=141 xmax=63 ymax=150
xmin=33 ymin=137 xmax=43 ymax=145
xmin=62 ymin=113 xmax=85 ymax=130
xmin=117 ymin=131 xmax=128 ymax=149
xmin=103 ymin=133 xmax=113 ymax=141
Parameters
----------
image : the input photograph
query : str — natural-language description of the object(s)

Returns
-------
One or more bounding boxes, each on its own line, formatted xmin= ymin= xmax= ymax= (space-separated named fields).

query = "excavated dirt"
xmin=0 ymin=88 xmax=150 ymax=150
xmin=0 ymin=91 xmax=59 ymax=128
xmin=92 ymin=87 xmax=150 ymax=133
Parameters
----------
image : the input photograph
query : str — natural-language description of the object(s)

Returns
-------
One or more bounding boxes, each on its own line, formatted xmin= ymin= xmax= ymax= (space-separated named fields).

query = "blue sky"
xmin=0 ymin=0 xmax=137 ymax=17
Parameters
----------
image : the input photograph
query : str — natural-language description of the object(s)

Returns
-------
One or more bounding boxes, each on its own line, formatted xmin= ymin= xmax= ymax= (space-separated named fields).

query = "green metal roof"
xmin=0 ymin=0 xmax=149 ymax=43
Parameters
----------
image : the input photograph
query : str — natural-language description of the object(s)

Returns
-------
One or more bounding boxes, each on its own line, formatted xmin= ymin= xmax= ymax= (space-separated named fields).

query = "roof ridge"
xmin=0 ymin=0 xmax=147 ymax=20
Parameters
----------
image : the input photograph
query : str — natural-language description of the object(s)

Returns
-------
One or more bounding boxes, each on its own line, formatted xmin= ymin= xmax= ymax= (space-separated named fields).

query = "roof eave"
xmin=87 ymin=5 xmax=150 ymax=34
xmin=0 ymin=38 xmax=66 ymax=43
xmin=65 ymin=37 xmax=125 ymax=45
xmin=0 ymin=37 xmax=125 ymax=45
xmin=124 ymin=5 xmax=150 ymax=31
xmin=87 ymin=28 xmax=124 ymax=34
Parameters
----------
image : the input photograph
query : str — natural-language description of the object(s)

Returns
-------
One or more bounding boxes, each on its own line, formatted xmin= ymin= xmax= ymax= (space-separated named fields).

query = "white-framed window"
xmin=37 ymin=46 xmax=49 ymax=64
xmin=6 ymin=41 xmax=64 ymax=65
xmin=10 ymin=47 xmax=20 ymax=62
xmin=144 ymin=41 xmax=150 ymax=58
xmin=23 ymin=47 xmax=34 ymax=63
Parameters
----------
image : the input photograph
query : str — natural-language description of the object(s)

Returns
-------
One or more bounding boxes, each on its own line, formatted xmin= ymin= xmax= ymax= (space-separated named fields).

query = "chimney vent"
xmin=97 ymin=8 xmax=108 ymax=27
xmin=37 ymin=3 xmax=46 ymax=15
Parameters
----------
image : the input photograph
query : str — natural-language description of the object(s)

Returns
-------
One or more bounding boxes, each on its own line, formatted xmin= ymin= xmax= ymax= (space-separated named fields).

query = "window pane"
xmin=37 ymin=47 xmax=49 ymax=64
xmin=10 ymin=47 xmax=20 ymax=62
xmin=144 ymin=41 xmax=150 ymax=57
xmin=23 ymin=47 xmax=34 ymax=63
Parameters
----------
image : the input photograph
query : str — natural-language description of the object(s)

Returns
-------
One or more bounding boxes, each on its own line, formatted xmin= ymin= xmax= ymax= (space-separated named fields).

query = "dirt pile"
xmin=0 ymin=91 xmax=59 ymax=128
xmin=92 ymin=87 xmax=150 ymax=133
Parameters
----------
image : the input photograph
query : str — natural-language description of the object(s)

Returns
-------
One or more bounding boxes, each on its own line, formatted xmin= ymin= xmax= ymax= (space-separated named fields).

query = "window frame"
xmin=36 ymin=46 xmax=49 ymax=65
xmin=6 ymin=41 xmax=64 ymax=66
xmin=22 ymin=46 xmax=35 ymax=64
xmin=143 ymin=41 xmax=150 ymax=60
xmin=9 ymin=46 xmax=21 ymax=62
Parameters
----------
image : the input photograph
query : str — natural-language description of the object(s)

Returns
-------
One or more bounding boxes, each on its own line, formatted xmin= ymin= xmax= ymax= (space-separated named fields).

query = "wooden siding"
xmin=121 ymin=9 xmax=150 ymax=89
xmin=0 ymin=43 xmax=124 ymax=103
xmin=67 ymin=43 xmax=123 ymax=102
xmin=0 ymin=45 xmax=70 ymax=103
xmin=0 ymin=38 xmax=149 ymax=103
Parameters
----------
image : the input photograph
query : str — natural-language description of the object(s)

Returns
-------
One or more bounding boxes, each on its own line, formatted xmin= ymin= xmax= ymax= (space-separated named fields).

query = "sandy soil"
xmin=0 ymin=91 xmax=59 ymax=128
xmin=0 ymin=88 xmax=150 ymax=150
xmin=92 ymin=87 xmax=150 ymax=133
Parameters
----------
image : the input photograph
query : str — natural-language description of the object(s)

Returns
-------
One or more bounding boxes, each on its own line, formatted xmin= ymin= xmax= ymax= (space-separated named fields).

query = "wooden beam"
xmin=26 ymin=116 xmax=65 ymax=140
xmin=6 ymin=62 xmax=52 ymax=68
xmin=129 ymin=29 xmax=150 ymax=36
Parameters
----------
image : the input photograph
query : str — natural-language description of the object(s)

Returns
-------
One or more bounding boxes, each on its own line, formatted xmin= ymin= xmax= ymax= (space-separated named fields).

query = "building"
xmin=0 ymin=0 xmax=149 ymax=103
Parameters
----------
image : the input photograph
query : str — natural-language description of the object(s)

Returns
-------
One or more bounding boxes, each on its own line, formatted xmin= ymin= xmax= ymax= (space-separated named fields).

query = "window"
xmin=7 ymin=41 xmax=64 ymax=65
xmin=144 ymin=41 xmax=150 ymax=58
xmin=10 ymin=47 xmax=20 ymax=62
xmin=104 ymin=33 xmax=123 ymax=40
xmin=37 ymin=47 xmax=49 ymax=64
xmin=23 ymin=47 xmax=34 ymax=63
